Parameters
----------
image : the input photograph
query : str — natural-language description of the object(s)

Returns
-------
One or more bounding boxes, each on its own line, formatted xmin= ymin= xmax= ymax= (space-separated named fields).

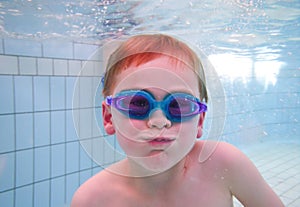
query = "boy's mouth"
xmin=148 ymin=137 xmax=175 ymax=147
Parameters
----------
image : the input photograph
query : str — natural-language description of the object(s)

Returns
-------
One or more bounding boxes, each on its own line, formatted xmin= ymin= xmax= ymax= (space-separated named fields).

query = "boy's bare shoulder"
xmin=192 ymin=140 xmax=249 ymax=170
xmin=71 ymin=170 xmax=126 ymax=207
xmin=194 ymin=140 xmax=241 ymax=160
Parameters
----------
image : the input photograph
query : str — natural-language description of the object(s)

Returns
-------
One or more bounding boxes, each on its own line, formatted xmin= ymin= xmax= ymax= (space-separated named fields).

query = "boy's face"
xmin=103 ymin=56 xmax=205 ymax=176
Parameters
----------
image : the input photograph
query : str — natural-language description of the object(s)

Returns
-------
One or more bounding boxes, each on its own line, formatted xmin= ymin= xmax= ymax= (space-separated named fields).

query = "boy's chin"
xmin=128 ymin=151 xmax=183 ymax=177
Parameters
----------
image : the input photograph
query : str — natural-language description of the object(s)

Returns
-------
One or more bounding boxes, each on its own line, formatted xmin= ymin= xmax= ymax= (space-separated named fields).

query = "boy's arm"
xmin=71 ymin=169 xmax=122 ymax=207
xmin=71 ymin=188 xmax=88 ymax=207
xmin=220 ymin=142 xmax=285 ymax=207
xmin=71 ymin=187 xmax=98 ymax=207
xmin=70 ymin=175 xmax=109 ymax=207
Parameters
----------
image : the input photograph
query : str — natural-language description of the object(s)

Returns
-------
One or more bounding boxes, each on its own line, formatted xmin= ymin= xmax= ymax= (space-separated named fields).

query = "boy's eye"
xmin=119 ymin=95 xmax=149 ymax=111
xmin=130 ymin=96 xmax=149 ymax=108
xmin=168 ymin=99 xmax=183 ymax=115
xmin=168 ymin=98 xmax=195 ymax=115
xmin=169 ymin=98 xmax=191 ymax=108
xmin=169 ymin=99 xmax=180 ymax=109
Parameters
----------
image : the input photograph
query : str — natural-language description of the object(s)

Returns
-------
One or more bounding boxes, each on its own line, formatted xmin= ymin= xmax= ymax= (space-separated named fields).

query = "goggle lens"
xmin=117 ymin=94 xmax=150 ymax=118
xmin=168 ymin=97 xmax=199 ymax=117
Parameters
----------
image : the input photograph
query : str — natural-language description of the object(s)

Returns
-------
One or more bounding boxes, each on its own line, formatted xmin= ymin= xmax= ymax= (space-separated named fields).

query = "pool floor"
xmin=233 ymin=141 xmax=300 ymax=207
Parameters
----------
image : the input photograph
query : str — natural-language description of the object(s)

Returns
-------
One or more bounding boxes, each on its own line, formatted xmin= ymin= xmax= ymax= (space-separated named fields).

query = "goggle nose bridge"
xmin=147 ymin=99 xmax=169 ymax=119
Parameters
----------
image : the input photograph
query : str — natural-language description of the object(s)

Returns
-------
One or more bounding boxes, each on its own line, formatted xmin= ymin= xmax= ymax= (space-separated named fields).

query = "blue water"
xmin=0 ymin=0 xmax=299 ymax=206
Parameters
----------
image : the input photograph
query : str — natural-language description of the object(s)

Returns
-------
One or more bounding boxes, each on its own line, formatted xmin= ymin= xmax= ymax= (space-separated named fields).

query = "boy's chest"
xmin=113 ymin=190 xmax=233 ymax=207
xmin=110 ymin=178 xmax=233 ymax=207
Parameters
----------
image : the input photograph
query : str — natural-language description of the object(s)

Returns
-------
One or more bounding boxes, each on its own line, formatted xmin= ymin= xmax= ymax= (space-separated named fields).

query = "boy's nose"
xmin=147 ymin=110 xmax=171 ymax=129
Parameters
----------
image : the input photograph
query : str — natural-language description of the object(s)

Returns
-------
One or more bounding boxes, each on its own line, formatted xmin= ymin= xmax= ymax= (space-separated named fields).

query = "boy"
xmin=71 ymin=34 xmax=284 ymax=206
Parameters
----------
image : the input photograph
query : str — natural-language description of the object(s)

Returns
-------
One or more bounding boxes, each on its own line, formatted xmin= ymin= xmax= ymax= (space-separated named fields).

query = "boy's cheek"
xmin=116 ymin=133 xmax=149 ymax=157
xmin=112 ymin=114 xmax=149 ymax=135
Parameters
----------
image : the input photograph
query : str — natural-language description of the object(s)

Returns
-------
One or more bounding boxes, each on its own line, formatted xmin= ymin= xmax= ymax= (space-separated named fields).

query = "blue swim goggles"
xmin=105 ymin=90 xmax=207 ymax=122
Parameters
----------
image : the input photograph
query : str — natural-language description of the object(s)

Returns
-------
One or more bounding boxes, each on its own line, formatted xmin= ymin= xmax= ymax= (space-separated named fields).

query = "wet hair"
xmin=102 ymin=34 xmax=208 ymax=102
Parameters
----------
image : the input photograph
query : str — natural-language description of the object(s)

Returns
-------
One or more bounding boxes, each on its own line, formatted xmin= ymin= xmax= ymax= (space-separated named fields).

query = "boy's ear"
xmin=197 ymin=113 xmax=206 ymax=138
xmin=102 ymin=101 xmax=115 ymax=135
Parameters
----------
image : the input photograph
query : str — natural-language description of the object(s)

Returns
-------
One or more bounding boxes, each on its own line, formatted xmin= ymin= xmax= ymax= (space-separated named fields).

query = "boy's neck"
xmin=128 ymin=155 xmax=190 ymax=196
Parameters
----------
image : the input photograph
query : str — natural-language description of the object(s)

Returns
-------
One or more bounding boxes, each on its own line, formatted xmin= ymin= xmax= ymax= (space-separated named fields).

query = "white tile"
xmin=294 ymin=173 xmax=300 ymax=180
xmin=34 ymin=76 xmax=50 ymax=111
xmin=37 ymin=58 xmax=53 ymax=75
xmin=92 ymin=166 xmax=102 ymax=175
xmin=34 ymin=181 xmax=50 ymax=207
xmin=16 ymin=113 xmax=33 ymax=150
xmin=282 ymin=178 xmax=299 ymax=190
xmin=0 ymin=55 xmax=18 ymax=75
xmin=0 ymin=115 xmax=15 ymax=153
xmin=51 ymin=144 xmax=65 ymax=177
xmin=0 ymin=190 xmax=14 ymax=207
xmin=34 ymin=146 xmax=50 ymax=182
xmin=79 ymin=170 xmax=91 ymax=185
xmin=66 ymin=173 xmax=79 ymax=205
xmin=94 ymin=107 xmax=105 ymax=134
xmin=283 ymin=188 xmax=300 ymax=200
xmin=286 ymin=166 xmax=300 ymax=177
xmin=66 ymin=110 xmax=78 ymax=142
xmin=103 ymin=135 xmax=119 ymax=165
xmin=19 ymin=57 xmax=37 ymax=75
xmin=280 ymin=195 xmax=293 ymax=206
xmin=0 ymin=39 xmax=4 ymax=54
xmin=66 ymin=77 xmax=76 ymax=109
xmin=77 ymin=108 xmax=93 ymax=139
xmin=68 ymin=60 xmax=82 ymax=76
xmin=50 ymin=111 xmax=65 ymax=144
xmin=0 ymin=75 xmax=14 ymax=114
xmin=81 ymin=60 xmax=94 ymax=76
xmin=266 ymin=176 xmax=285 ymax=187
xmin=262 ymin=169 xmax=278 ymax=180
xmin=50 ymin=177 xmax=65 ymax=207
xmin=79 ymin=142 xmax=92 ymax=170
xmin=94 ymin=60 xmax=104 ymax=76
xmin=34 ymin=112 xmax=50 ymax=147
xmin=0 ymin=153 xmax=15 ymax=192
xmin=66 ymin=142 xmax=79 ymax=174
xmin=289 ymin=198 xmax=300 ymax=207
xmin=53 ymin=59 xmax=68 ymax=76
xmin=50 ymin=77 xmax=65 ymax=110
xmin=78 ymin=77 xmax=94 ymax=108
xmin=16 ymin=149 xmax=33 ymax=187
xmin=14 ymin=76 xmax=33 ymax=113
xmin=277 ymin=170 xmax=296 ymax=180
xmin=15 ymin=185 xmax=33 ymax=207
xmin=93 ymin=109 xmax=103 ymax=137
xmin=70 ymin=79 xmax=80 ymax=110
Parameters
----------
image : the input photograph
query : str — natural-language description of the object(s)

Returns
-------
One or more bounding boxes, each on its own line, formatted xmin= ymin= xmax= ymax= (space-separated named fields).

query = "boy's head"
xmin=102 ymin=34 xmax=208 ymax=103
xmin=100 ymin=34 xmax=210 ymax=176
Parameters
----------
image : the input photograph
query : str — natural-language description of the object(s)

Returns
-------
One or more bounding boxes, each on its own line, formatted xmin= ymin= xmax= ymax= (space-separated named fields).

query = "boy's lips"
xmin=147 ymin=137 xmax=175 ymax=147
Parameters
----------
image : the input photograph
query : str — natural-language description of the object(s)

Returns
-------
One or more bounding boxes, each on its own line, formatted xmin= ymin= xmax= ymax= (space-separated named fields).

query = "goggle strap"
xmin=105 ymin=95 xmax=113 ymax=106
xmin=199 ymin=103 xmax=208 ymax=113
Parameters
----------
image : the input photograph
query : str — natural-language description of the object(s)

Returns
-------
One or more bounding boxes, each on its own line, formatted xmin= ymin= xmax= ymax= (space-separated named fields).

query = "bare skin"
xmin=71 ymin=140 xmax=284 ymax=207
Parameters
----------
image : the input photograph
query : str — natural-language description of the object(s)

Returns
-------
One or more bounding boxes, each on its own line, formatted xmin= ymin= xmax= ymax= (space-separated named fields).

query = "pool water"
xmin=0 ymin=0 xmax=299 ymax=206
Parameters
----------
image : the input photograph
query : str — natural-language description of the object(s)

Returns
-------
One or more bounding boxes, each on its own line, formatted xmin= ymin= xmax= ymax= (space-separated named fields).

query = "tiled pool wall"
xmin=0 ymin=38 xmax=110 ymax=207
xmin=0 ymin=37 xmax=299 ymax=207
